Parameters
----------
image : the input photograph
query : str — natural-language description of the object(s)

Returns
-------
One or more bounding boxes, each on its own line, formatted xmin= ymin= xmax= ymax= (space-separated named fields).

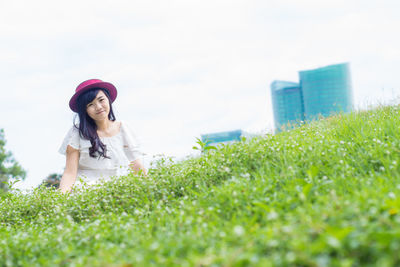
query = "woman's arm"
xmin=59 ymin=145 xmax=80 ymax=193
xmin=129 ymin=159 xmax=148 ymax=176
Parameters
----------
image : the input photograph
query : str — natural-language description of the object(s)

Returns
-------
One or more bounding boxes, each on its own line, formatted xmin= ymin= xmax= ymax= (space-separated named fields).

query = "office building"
xmin=201 ymin=130 xmax=243 ymax=147
xmin=270 ymin=63 xmax=353 ymax=130
xmin=270 ymin=81 xmax=304 ymax=130
xmin=299 ymin=63 xmax=353 ymax=121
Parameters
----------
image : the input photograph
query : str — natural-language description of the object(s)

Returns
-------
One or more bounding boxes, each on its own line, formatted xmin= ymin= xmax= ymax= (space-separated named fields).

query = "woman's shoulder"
xmin=119 ymin=121 xmax=140 ymax=146
xmin=119 ymin=120 xmax=133 ymax=133
xmin=61 ymin=124 xmax=90 ymax=146
xmin=68 ymin=124 xmax=80 ymax=133
xmin=62 ymin=125 xmax=79 ymax=139
xmin=59 ymin=125 xmax=82 ymax=154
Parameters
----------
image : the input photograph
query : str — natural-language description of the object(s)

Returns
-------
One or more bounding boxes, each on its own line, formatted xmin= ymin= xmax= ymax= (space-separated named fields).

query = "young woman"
xmin=58 ymin=79 xmax=147 ymax=193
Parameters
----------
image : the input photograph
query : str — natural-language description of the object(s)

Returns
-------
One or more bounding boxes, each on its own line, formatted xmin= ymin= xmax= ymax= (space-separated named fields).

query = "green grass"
xmin=2 ymin=105 xmax=400 ymax=266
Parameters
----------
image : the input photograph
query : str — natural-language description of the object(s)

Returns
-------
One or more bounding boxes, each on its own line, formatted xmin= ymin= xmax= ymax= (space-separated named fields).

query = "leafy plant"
xmin=192 ymin=137 xmax=217 ymax=153
xmin=0 ymin=129 xmax=26 ymax=192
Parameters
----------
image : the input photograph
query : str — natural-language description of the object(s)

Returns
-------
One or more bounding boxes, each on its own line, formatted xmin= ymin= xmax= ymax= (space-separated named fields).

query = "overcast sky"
xmin=1 ymin=0 xmax=399 ymax=190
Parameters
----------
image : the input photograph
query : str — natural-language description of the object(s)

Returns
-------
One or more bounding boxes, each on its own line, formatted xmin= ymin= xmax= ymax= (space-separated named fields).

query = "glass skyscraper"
xmin=299 ymin=63 xmax=353 ymax=121
xmin=270 ymin=63 xmax=353 ymax=130
xmin=270 ymin=81 xmax=304 ymax=130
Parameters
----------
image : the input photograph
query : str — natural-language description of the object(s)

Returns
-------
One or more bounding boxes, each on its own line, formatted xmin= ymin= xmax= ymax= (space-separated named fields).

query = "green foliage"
xmin=192 ymin=137 xmax=217 ymax=153
xmin=39 ymin=173 xmax=62 ymax=189
xmin=0 ymin=129 xmax=26 ymax=192
xmin=1 ymin=106 xmax=400 ymax=266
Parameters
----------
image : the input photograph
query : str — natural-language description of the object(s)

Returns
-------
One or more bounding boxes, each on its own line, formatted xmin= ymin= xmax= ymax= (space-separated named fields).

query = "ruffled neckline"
xmin=98 ymin=121 xmax=122 ymax=139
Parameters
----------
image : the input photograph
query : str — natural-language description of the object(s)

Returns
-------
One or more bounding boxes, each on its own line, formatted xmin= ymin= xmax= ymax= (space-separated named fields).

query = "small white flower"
xmin=241 ymin=173 xmax=250 ymax=179
xmin=150 ymin=242 xmax=159 ymax=250
xmin=327 ymin=236 xmax=340 ymax=248
xmin=267 ymin=211 xmax=278 ymax=220
xmin=268 ymin=239 xmax=278 ymax=247
xmin=286 ymin=252 xmax=296 ymax=262
xmin=233 ymin=225 xmax=245 ymax=236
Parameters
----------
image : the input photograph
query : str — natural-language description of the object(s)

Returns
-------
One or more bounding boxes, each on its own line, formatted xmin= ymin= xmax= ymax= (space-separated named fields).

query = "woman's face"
xmin=86 ymin=90 xmax=110 ymax=121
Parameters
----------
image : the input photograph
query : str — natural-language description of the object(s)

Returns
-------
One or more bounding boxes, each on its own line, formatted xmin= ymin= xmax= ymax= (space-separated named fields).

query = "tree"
xmin=39 ymin=173 xmax=62 ymax=189
xmin=0 ymin=129 xmax=26 ymax=192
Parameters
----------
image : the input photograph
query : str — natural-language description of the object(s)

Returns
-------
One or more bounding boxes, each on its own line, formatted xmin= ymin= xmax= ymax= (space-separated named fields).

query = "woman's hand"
xmin=59 ymin=145 xmax=79 ymax=193
xmin=129 ymin=159 xmax=148 ymax=176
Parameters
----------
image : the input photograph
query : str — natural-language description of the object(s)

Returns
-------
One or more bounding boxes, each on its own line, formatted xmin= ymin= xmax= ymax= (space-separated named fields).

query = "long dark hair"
xmin=74 ymin=88 xmax=116 ymax=158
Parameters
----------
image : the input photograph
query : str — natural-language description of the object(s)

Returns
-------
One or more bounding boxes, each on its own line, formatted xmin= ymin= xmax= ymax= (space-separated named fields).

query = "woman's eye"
xmin=100 ymin=98 xmax=104 ymax=102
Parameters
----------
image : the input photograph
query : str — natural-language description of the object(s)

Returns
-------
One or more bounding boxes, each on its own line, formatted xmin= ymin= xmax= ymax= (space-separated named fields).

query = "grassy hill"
xmin=1 ymin=105 xmax=400 ymax=266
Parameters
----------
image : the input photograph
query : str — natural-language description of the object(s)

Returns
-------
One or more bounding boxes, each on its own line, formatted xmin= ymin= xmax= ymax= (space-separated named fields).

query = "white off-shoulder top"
xmin=58 ymin=121 xmax=142 ymax=186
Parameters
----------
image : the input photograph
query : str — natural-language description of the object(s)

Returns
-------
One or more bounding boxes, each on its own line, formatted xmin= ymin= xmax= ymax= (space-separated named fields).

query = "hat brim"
xmin=69 ymin=82 xmax=117 ymax=112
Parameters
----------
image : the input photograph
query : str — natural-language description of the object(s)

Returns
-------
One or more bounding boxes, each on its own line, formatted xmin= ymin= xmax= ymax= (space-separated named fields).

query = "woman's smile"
xmin=86 ymin=90 xmax=110 ymax=121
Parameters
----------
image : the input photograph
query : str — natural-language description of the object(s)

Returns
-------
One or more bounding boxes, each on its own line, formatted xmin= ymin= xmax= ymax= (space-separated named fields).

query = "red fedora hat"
xmin=69 ymin=79 xmax=117 ymax=112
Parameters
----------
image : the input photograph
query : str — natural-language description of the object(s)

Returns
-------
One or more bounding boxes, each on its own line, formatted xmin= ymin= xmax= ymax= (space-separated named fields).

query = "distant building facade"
xmin=300 ymin=63 xmax=353 ymax=121
xmin=270 ymin=81 xmax=304 ymax=130
xmin=201 ymin=130 xmax=243 ymax=147
xmin=271 ymin=63 xmax=353 ymax=130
